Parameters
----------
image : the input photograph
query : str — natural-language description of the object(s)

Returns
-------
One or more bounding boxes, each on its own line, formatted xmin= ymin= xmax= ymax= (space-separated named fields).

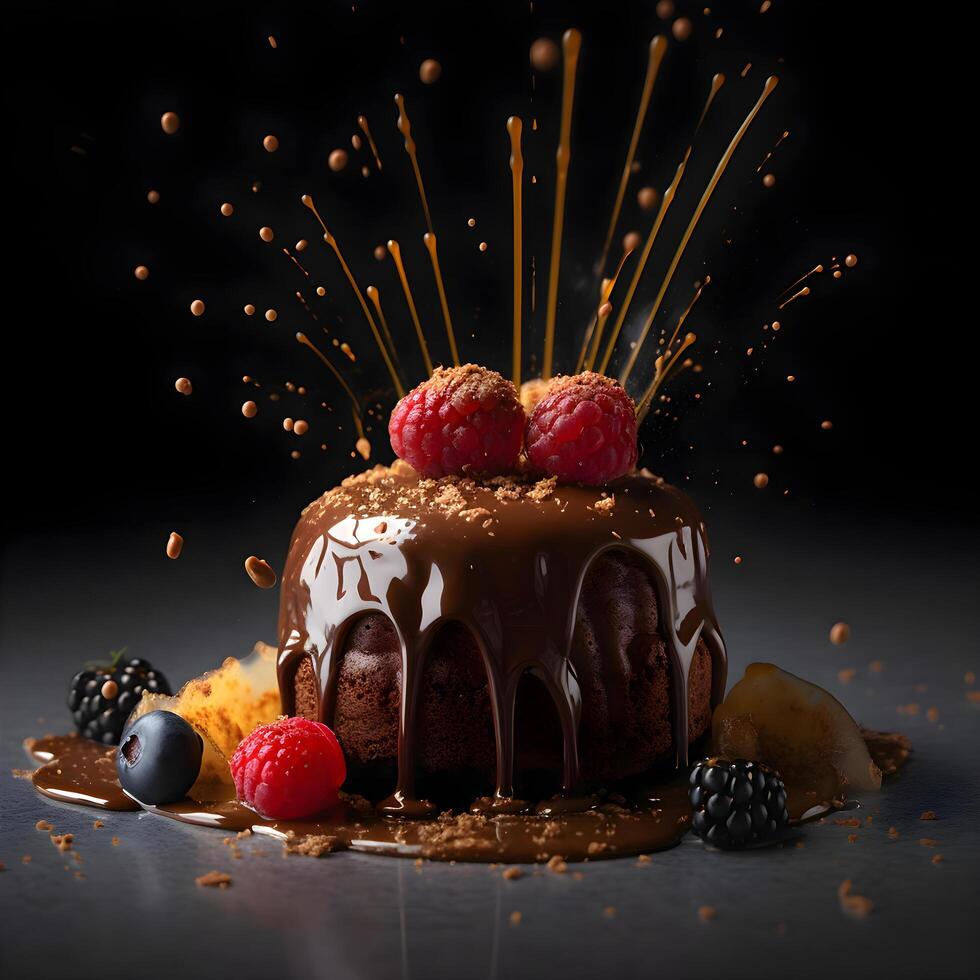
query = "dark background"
xmin=3 ymin=6 xmax=979 ymax=979
xmin=3 ymin=0 xmax=971 ymax=555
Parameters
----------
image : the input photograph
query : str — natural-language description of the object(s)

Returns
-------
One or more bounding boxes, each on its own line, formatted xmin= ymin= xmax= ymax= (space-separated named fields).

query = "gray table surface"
xmin=2 ymin=505 xmax=979 ymax=980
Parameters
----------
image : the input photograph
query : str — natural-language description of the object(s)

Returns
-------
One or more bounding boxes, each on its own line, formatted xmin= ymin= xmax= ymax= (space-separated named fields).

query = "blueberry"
xmin=117 ymin=710 xmax=202 ymax=805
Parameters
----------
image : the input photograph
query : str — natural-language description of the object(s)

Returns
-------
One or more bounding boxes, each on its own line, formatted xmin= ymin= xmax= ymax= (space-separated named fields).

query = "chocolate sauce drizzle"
xmin=277 ymin=464 xmax=726 ymax=817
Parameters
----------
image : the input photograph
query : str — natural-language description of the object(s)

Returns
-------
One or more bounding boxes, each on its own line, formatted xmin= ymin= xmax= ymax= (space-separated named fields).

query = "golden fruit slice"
xmin=712 ymin=663 xmax=881 ymax=814
xmin=127 ymin=642 xmax=280 ymax=791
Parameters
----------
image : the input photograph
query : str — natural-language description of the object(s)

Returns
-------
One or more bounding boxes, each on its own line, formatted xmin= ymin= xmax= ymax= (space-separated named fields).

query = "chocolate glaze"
xmin=27 ymin=734 xmax=139 ymax=811
xmin=277 ymin=464 xmax=726 ymax=816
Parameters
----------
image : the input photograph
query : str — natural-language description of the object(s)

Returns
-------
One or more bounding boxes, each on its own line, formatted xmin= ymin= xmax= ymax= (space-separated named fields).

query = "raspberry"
xmin=525 ymin=372 xmax=638 ymax=485
xmin=388 ymin=364 xmax=525 ymax=477
xmin=229 ymin=716 xmax=346 ymax=820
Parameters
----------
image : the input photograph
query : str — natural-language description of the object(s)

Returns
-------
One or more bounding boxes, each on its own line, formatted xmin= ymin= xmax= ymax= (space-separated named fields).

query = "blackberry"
xmin=67 ymin=651 xmax=171 ymax=745
xmin=689 ymin=757 xmax=789 ymax=849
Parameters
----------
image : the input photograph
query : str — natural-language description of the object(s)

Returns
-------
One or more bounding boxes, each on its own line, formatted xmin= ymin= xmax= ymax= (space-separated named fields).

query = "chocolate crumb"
xmin=546 ymin=855 xmax=568 ymax=874
xmin=11 ymin=769 xmax=34 ymax=780
xmin=92 ymin=820 xmax=104 ymax=830
xmin=283 ymin=834 xmax=339 ymax=858
xmin=22 ymin=855 xmax=32 ymax=864
xmin=847 ymin=834 xmax=859 ymax=844
xmin=698 ymin=905 xmax=717 ymax=922
xmin=919 ymin=811 xmax=938 ymax=821
xmin=602 ymin=906 xmax=617 ymax=918
xmin=111 ymin=837 xmax=120 ymax=846
xmin=931 ymin=854 xmax=944 ymax=864
xmin=509 ymin=911 xmax=523 ymax=926
xmin=838 ymin=879 xmax=873 ymax=918
xmin=593 ymin=496 xmax=615 ymax=516
xmin=636 ymin=854 xmax=651 ymax=865
xmin=35 ymin=820 xmax=53 ymax=832
xmin=196 ymin=870 xmax=232 ymax=888
xmin=587 ymin=841 xmax=610 ymax=856
xmin=919 ymin=838 xmax=939 ymax=847
xmin=502 ymin=866 xmax=522 ymax=881
xmin=887 ymin=827 xmax=900 ymax=840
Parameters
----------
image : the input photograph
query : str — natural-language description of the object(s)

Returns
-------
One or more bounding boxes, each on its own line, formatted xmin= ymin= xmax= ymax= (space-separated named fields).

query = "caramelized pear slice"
xmin=712 ymin=663 xmax=881 ymax=811
xmin=127 ymin=642 xmax=280 ymax=790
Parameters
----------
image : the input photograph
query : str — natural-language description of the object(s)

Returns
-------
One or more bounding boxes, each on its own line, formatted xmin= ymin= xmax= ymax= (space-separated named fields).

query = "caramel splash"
xmin=301 ymin=194 xmax=404 ymax=396
xmin=542 ymin=28 xmax=582 ymax=380
xmin=507 ymin=116 xmax=524 ymax=387
xmin=597 ymin=36 xmax=668 ymax=275
xmin=386 ymin=240 xmax=433 ymax=376
xmin=620 ymin=76 xmax=779 ymax=385
xmin=394 ymin=94 xmax=460 ymax=366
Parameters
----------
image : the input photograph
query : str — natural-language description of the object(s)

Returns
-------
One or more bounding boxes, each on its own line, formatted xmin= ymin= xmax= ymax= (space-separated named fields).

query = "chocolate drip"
xmin=277 ymin=464 xmax=725 ymax=815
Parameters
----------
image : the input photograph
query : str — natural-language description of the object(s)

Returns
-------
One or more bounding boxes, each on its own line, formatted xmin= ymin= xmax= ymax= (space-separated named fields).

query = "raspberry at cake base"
xmin=278 ymin=461 xmax=725 ymax=816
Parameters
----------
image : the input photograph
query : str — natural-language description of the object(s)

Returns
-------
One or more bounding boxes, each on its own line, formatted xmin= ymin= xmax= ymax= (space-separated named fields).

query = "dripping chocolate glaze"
xmin=276 ymin=463 xmax=727 ymax=818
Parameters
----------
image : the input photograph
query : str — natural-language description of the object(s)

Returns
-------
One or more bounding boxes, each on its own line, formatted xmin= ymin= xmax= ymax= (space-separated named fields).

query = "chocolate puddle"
xmin=22 ymin=731 xmax=886 ymax=861
xmin=27 ymin=734 xmax=139 ymax=811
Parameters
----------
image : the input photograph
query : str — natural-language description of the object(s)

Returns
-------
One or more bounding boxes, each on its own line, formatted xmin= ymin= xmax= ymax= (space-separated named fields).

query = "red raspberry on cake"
xmin=388 ymin=364 xmax=525 ymax=477
xmin=229 ymin=716 xmax=346 ymax=820
xmin=525 ymin=371 xmax=638 ymax=485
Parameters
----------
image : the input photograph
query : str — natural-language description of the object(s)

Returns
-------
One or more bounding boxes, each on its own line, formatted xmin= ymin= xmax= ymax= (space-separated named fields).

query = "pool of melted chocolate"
xmin=24 ymin=731 xmax=884 ymax=862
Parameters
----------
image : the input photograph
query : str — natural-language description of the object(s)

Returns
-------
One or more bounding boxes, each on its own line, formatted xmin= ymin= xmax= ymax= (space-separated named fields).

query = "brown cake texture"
xmin=278 ymin=463 xmax=724 ymax=807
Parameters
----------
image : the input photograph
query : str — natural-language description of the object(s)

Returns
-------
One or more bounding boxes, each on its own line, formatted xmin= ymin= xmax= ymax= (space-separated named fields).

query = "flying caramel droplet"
xmin=265 ymin=309 xmax=278 ymax=322
xmin=672 ymin=18 xmax=693 ymax=41
xmin=753 ymin=472 xmax=769 ymax=489
xmin=259 ymin=226 xmax=274 ymax=242
xmin=374 ymin=245 xmax=387 ymax=261
xmin=242 ymin=400 xmax=258 ymax=418
xmin=328 ymin=149 xmax=349 ymax=172
xmin=295 ymin=239 xmax=308 ymax=252
xmin=656 ymin=1 xmax=675 ymax=17
xmin=166 ymin=532 xmax=183 ymax=560
xmin=244 ymin=304 xmax=256 ymax=315
xmin=220 ymin=203 xmax=234 ymax=216
xmin=419 ymin=59 xmax=442 ymax=84
xmin=283 ymin=417 xmax=294 ymax=431
xmin=160 ymin=112 xmax=180 ymax=135
xmin=622 ymin=231 xmax=642 ymax=253
xmin=356 ymin=437 xmax=371 ymax=460
xmin=293 ymin=419 xmax=309 ymax=435
xmin=263 ymin=134 xmax=279 ymax=153
xmin=530 ymin=38 xmax=560 ymax=72
xmin=820 ymin=419 xmax=833 ymax=430
xmin=245 ymin=555 xmax=277 ymax=589
xmin=175 ymin=377 xmax=193 ymax=395
xmin=147 ymin=190 xmax=160 ymax=204
xmin=190 ymin=299 xmax=205 ymax=316
xmin=830 ymin=622 xmax=850 ymax=645
xmin=637 ymin=187 xmax=659 ymax=211
xmin=845 ymin=254 xmax=858 ymax=268
xmin=134 ymin=266 xmax=149 ymax=281
xmin=762 ymin=173 xmax=776 ymax=188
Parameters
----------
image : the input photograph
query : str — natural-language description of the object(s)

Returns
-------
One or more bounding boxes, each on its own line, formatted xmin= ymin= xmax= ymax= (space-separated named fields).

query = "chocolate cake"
xmin=277 ymin=460 xmax=725 ymax=815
